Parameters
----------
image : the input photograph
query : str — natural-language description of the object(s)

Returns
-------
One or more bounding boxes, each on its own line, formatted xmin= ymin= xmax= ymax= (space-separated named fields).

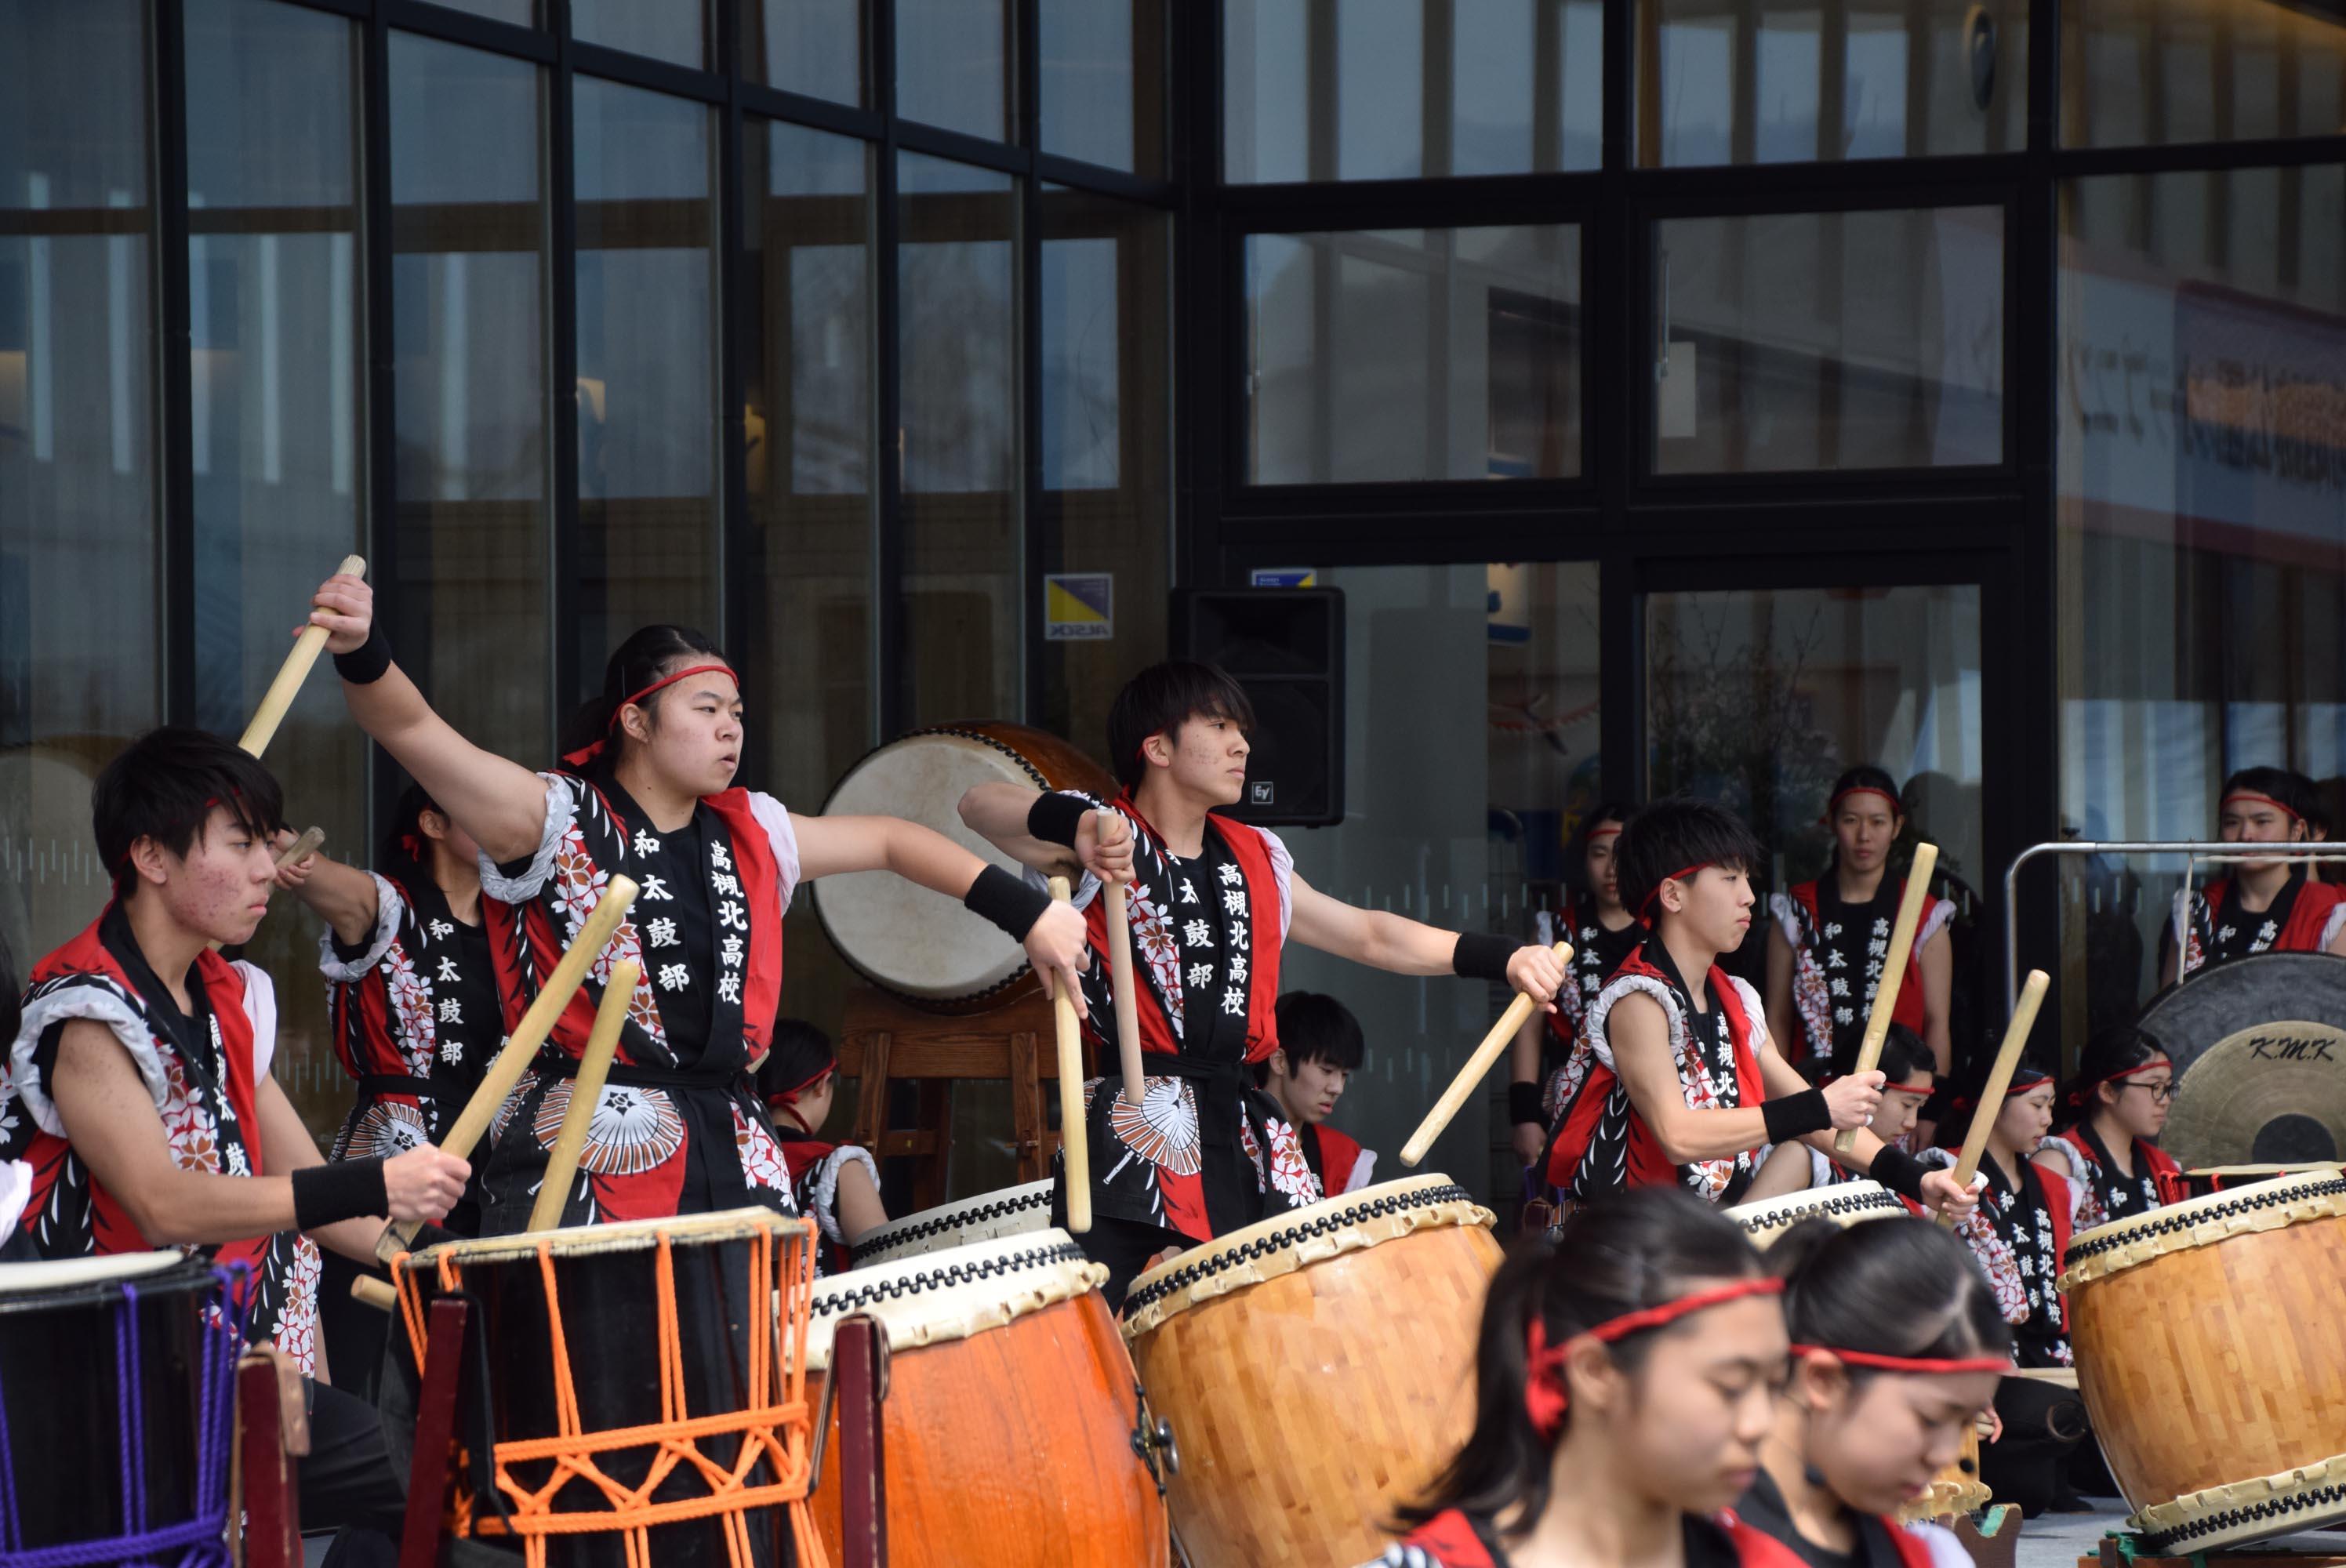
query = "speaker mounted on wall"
xmin=1170 ymin=587 xmax=1346 ymax=828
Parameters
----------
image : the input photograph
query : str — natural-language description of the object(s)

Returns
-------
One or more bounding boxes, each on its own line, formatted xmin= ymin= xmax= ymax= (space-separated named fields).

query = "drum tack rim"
xmin=2126 ymin=1447 xmax=2346 ymax=1555
xmin=2057 ymin=1173 xmax=2346 ymax=1290
xmin=1722 ymin=1181 xmax=1911 ymax=1244
xmin=1120 ymin=1175 xmax=1495 ymax=1339
xmin=805 ymin=1229 xmax=1106 ymax=1370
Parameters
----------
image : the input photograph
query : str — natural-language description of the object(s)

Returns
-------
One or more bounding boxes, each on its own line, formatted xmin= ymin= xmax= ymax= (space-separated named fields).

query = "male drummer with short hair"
xmin=1540 ymin=797 xmax=1975 ymax=1218
xmin=959 ymin=660 xmax=1569 ymax=1306
xmin=1258 ymin=990 xmax=1375 ymax=1196
xmin=2160 ymin=765 xmax=2346 ymax=986
xmin=1 ymin=725 xmax=472 ymax=1563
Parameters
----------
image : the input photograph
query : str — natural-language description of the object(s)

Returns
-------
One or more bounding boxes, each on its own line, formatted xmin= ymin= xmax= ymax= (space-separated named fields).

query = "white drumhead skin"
xmin=1723 ymin=1180 xmax=1911 ymax=1244
xmin=420 ymin=1206 xmax=794 ymax=1266
xmin=852 ymin=1179 xmax=1055 ymax=1265
xmin=812 ymin=733 xmax=1039 ymax=1000
xmin=804 ymin=1227 xmax=1104 ymax=1370
xmin=0 ymin=1250 xmax=186 ymax=1294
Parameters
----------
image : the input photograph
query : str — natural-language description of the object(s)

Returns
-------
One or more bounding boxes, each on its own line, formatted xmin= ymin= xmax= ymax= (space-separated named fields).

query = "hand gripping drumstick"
xmin=241 ymin=554 xmax=366 ymax=757
xmin=1835 ymin=842 xmax=1940 ymax=1159
xmin=274 ymin=826 xmax=326 ymax=869
xmin=527 ymin=959 xmax=639 ymax=1232
xmin=1096 ymin=808 xmax=1146 ymax=1109
xmin=1048 ymin=876 xmax=1092 ymax=1232
xmin=1937 ymin=967 xmax=2050 ymax=1230
xmin=1401 ymin=941 xmax=1572 ymax=1168
xmin=376 ymin=874 xmax=640 ymax=1262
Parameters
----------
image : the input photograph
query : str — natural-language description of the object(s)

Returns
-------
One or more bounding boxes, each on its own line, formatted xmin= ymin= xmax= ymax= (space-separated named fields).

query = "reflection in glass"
xmin=573 ymin=76 xmax=719 ymax=684
xmin=1646 ymin=583 xmax=1985 ymax=970
xmin=571 ymin=0 xmax=707 ymax=70
xmin=898 ymin=153 xmax=1017 ymax=725
xmin=2064 ymin=0 xmax=2346 ymax=147
xmin=1040 ymin=0 xmax=1166 ymax=176
xmin=1651 ymin=207 xmax=2003 ymax=474
xmin=2057 ymin=166 xmax=2346 ymax=1025
xmin=1640 ymin=0 xmax=2027 ymax=165
xmin=184 ymin=0 xmax=369 ymax=1133
xmin=0 ymin=0 xmax=158 ymax=967
xmin=742 ymin=119 xmax=873 ymax=1044
xmin=427 ymin=0 xmax=536 ymax=25
xmin=390 ymin=32 xmax=551 ymax=767
xmin=1247 ymin=225 xmax=1581 ymax=485
xmin=1038 ymin=185 xmax=1171 ymax=753
xmin=896 ymin=0 xmax=1011 ymax=143
xmin=1226 ymin=0 xmax=1602 ymax=181
xmin=743 ymin=0 xmax=865 ymax=104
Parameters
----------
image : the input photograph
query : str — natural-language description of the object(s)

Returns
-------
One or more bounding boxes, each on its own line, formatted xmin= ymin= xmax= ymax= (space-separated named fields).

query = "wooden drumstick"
xmin=1097 ymin=808 xmax=1146 ymax=1109
xmin=241 ymin=554 xmax=366 ymax=757
xmin=1401 ymin=941 xmax=1572 ymax=1168
xmin=376 ymin=874 xmax=639 ymax=1261
xmin=274 ymin=826 xmax=325 ymax=869
xmin=1937 ymin=967 xmax=2049 ymax=1229
xmin=1836 ymin=841 xmax=1940 ymax=1158
xmin=528 ymin=959 xmax=637 ymax=1232
xmin=350 ymin=1275 xmax=397 ymax=1312
xmin=1049 ymin=875 xmax=1092 ymax=1233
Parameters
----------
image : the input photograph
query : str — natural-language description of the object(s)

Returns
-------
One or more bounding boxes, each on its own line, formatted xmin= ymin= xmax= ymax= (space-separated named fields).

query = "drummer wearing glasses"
xmin=2033 ymin=1022 xmax=2177 ymax=1231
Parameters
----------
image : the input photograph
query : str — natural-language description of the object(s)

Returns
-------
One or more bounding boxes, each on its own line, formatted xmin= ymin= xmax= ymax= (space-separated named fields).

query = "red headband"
xmin=1792 ymin=1345 xmax=2010 ymax=1376
xmin=2221 ymin=790 xmax=2304 ymax=826
xmin=1639 ymin=862 xmax=1712 ymax=920
xmin=1825 ymin=785 xmax=1902 ymax=823
xmin=561 ymin=663 xmax=740 ymax=768
xmin=1949 ymin=1066 xmax=2051 ymax=1113
xmin=1588 ymin=822 xmax=1624 ymax=840
xmin=2068 ymin=1056 xmax=2173 ymax=1108
xmin=1524 ymin=1277 xmax=1784 ymax=1439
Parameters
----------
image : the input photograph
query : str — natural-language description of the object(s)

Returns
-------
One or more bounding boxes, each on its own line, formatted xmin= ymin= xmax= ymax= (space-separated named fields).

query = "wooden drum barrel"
xmin=2060 ymin=1169 xmax=2346 ymax=1554
xmin=1723 ymin=1180 xmax=1914 ymax=1247
xmin=805 ymin=1229 xmax=1170 ymax=1566
xmin=1120 ymin=1174 xmax=1503 ymax=1565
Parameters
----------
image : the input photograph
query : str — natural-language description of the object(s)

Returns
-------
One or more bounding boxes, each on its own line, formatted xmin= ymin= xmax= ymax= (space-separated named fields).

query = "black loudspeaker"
xmin=1171 ymin=587 xmax=1346 ymax=827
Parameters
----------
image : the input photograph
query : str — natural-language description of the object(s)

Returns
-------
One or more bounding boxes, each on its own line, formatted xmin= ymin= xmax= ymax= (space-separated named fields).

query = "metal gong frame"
xmin=2002 ymin=840 xmax=2346 ymax=1012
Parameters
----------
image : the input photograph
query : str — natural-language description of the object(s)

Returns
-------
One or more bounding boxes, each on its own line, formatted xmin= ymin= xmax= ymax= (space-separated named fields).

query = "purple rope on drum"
xmin=0 ymin=1262 xmax=250 ymax=1568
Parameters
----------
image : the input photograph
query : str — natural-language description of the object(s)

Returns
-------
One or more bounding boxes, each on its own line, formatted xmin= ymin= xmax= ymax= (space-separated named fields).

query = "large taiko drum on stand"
xmin=2059 ymin=1169 xmax=2346 ymax=1555
xmin=2139 ymin=952 xmax=2346 ymax=1169
xmin=812 ymin=723 xmax=1117 ymax=1012
xmin=804 ymin=1229 xmax=1171 ymax=1566
xmin=1723 ymin=1180 xmax=1914 ymax=1246
xmin=1120 ymin=1174 xmax=1502 ymax=1565
xmin=847 ymin=1178 xmax=1055 ymax=1267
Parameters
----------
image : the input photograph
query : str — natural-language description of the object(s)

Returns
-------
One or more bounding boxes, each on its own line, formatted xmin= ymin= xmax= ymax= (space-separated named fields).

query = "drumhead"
xmin=412 ymin=1206 xmax=802 ymax=1268
xmin=850 ymin=1179 xmax=1055 ymax=1267
xmin=806 ymin=1227 xmax=1104 ymax=1370
xmin=1122 ymin=1174 xmax=1494 ymax=1338
xmin=1723 ymin=1181 xmax=1912 ymax=1245
xmin=2061 ymin=1167 xmax=2346 ymax=1288
xmin=812 ymin=724 xmax=1114 ymax=1008
xmin=0 ymin=1250 xmax=193 ymax=1304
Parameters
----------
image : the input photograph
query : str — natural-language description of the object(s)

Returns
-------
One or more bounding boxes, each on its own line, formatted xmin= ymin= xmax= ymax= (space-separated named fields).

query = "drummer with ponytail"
xmin=1364 ymin=1189 xmax=1790 ymax=1568
xmin=303 ymin=569 xmax=1094 ymax=1235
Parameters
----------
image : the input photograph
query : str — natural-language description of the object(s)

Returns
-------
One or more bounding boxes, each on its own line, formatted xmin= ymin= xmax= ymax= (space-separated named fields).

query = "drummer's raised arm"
xmin=957 ymin=782 xmax=1130 ymax=886
xmin=307 ymin=569 xmax=550 ymax=865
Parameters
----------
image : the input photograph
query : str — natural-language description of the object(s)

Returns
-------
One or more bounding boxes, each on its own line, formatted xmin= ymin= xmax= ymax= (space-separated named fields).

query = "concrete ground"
xmin=2009 ymin=1499 xmax=2346 ymax=1567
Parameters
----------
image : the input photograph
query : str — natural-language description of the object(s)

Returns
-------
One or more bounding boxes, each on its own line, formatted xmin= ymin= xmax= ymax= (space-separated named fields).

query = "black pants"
xmin=305 ymin=1377 xmax=405 ymax=1566
xmin=1981 ymin=1376 xmax=2090 ymax=1519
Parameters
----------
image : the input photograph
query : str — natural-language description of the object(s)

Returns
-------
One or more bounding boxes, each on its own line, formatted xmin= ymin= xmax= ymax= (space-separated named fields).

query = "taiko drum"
xmin=1120 ymin=1174 xmax=1503 ymax=1565
xmin=2060 ymin=1169 xmax=2346 ymax=1555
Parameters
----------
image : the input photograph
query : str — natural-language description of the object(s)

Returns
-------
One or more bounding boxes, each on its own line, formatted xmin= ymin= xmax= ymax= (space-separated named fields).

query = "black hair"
xmin=1395 ymin=1189 xmax=1766 ymax=1532
xmin=1769 ymin=1215 xmax=2010 ymax=1375
xmin=2219 ymin=765 xmax=2319 ymax=831
xmin=1614 ymin=797 xmax=1766 ymax=922
xmin=93 ymin=726 xmax=286 ymax=896
xmin=1825 ymin=766 xmax=1905 ymax=821
xmin=382 ymin=782 xmax=445 ymax=884
xmin=1931 ymin=1038 xmax=2056 ymax=1152
xmin=1258 ymin=991 xmax=1366 ymax=1087
xmin=2059 ymin=1021 xmax=2168 ymax=1127
xmin=558 ymin=623 xmax=731 ymax=768
xmin=1564 ymin=802 xmax=1634 ymax=908
xmin=1876 ymin=1024 xmax=1934 ymax=1086
xmin=1106 ymin=661 xmax=1258 ymax=793
xmin=757 ymin=1018 xmax=838 ymax=1108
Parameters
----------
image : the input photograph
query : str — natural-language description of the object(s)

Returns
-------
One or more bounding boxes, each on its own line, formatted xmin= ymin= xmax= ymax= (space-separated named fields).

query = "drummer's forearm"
xmin=313 ymin=1215 xmax=395 ymax=1265
xmin=954 ymin=782 xmax=1080 ymax=877
xmin=801 ymin=813 xmax=1009 ymax=898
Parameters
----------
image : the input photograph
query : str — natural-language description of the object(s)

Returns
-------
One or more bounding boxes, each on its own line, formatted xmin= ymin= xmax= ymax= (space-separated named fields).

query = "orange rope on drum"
xmin=390 ymin=1223 xmax=826 ymax=1568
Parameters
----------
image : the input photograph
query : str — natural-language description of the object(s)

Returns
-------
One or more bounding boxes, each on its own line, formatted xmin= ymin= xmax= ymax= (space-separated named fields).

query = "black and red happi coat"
xmin=321 ymin=872 xmax=498 ymax=1171
xmin=2039 ymin=1123 xmax=2177 ymax=1232
xmin=1926 ymin=1145 xmax=2075 ymax=1367
xmin=1538 ymin=900 xmax=1645 ymax=1121
xmin=475 ymin=769 xmax=801 ymax=1232
xmin=2171 ymin=868 xmax=2346 ymax=978
xmin=1543 ymin=938 xmax=1770 ymax=1204
xmin=775 ymin=1126 xmax=878 ymax=1277
xmin=1770 ymin=879 xmax=1952 ymax=1072
xmin=1048 ymin=793 xmax=1320 ymax=1246
xmin=2 ymin=906 xmax=321 ymax=1370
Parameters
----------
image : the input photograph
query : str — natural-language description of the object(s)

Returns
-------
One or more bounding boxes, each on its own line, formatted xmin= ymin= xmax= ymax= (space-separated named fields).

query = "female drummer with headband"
xmin=2160 ymin=765 xmax=2346 ymax=985
xmin=1735 ymin=1218 xmax=2010 ymax=1568
xmin=1509 ymin=803 xmax=1641 ymax=1171
xmin=2034 ymin=1022 xmax=2177 ymax=1229
xmin=1766 ymin=768 xmax=1954 ymax=1083
xmin=1364 ymin=1189 xmax=1792 ymax=1568
xmin=304 ymin=568 xmax=1091 ymax=1233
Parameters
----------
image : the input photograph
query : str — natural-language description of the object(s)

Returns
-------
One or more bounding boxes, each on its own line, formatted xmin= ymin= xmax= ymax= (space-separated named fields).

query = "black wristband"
xmin=1869 ymin=1145 xmax=1929 ymax=1206
xmin=965 ymin=863 xmax=1054 ymax=942
xmin=332 ymin=626 xmax=393 ymax=685
xmin=1453 ymin=931 xmax=1517 ymax=983
xmin=1760 ymin=1087 xmax=1833 ymax=1145
xmin=1026 ymin=791 xmax=1091 ymax=848
xmin=1509 ymin=1081 xmax=1545 ymax=1127
xmin=292 ymin=1158 xmax=390 ymax=1232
